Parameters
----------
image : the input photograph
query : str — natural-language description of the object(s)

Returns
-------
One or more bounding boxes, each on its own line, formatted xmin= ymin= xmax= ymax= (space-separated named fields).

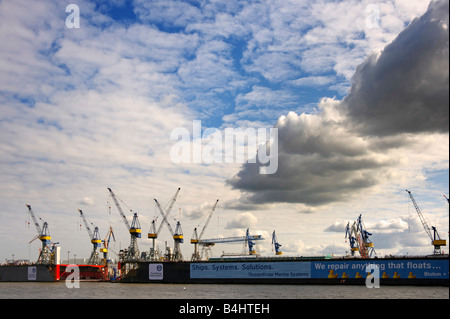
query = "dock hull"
xmin=120 ymin=256 xmax=449 ymax=286
xmin=0 ymin=264 xmax=108 ymax=282
xmin=0 ymin=264 xmax=55 ymax=282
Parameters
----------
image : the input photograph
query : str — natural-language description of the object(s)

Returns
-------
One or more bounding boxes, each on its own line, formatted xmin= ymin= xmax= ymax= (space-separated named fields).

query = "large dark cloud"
xmin=228 ymin=0 xmax=449 ymax=208
xmin=344 ymin=0 xmax=449 ymax=135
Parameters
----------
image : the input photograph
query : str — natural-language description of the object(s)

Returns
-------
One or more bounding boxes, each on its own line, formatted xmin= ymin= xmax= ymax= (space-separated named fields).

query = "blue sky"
xmin=0 ymin=0 xmax=448 ymax=262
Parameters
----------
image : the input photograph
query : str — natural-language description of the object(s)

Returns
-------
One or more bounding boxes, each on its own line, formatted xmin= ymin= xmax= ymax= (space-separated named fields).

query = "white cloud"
xmin=79 ymin=197 xmax=95 ymax=206
xmin=225 ymin=212 xmax=258 ymax=229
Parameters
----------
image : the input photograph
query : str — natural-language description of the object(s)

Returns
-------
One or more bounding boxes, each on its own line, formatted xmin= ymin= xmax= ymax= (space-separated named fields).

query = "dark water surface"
xmin=0 ymin=282 xmax=448 ymax=299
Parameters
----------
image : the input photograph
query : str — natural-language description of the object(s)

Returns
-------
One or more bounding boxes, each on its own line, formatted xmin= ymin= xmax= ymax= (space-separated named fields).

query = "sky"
xmin=0 ymin=0 xmax=448 ymax=263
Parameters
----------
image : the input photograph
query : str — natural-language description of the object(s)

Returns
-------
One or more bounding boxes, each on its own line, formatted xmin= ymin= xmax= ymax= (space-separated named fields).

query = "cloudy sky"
xmin=0 ymin=0 xmax=448 ymax=262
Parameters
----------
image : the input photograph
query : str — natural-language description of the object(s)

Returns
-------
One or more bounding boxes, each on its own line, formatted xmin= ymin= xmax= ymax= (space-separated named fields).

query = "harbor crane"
xmin=345 ymin=222 xmax=358 ymax=256
xmin=346 ymin=215 xmax=374 ymax=258
xmin=153 ymin=198 xmax=184 ymax=261
xmin=26 ymin=204 xmax=53 ymax=264
xmin=357 ymin=214 xmax=376 ymax=257
xmin=349 ymin=221 xmax=368 ymax=258
xmin=148 ymin=188 xmax=181 ymax=260
xmin=107 ymin=188 xmax=141 ymax=262
xmin=198 ymin=228 xmax=264 ymax=258
xmin=191 ymin=199 xmax=219 ymax=261
xmin=78 ymin=209 xmax=102 ymax=265
xmin=271 ymin=231 xmax=282 ymax=256
xmin=406 ymin=190 xmax=447 ymax=254
xmin=100 ymin=226 xmax=115 ymax=265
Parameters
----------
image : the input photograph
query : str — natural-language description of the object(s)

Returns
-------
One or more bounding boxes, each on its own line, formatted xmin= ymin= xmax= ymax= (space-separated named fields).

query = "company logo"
xmin=149 ymin=264 xmax=164 ymax=280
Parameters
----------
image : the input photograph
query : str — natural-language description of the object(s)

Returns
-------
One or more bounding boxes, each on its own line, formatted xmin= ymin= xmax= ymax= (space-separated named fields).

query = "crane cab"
xmin=130 ymin=227 xmax=142 ymax=238
xmin=91 ymin=239 xmax=102 ymax=247
xmin=130 ymin=213 xmax=142 ymax=238
xmin=39 ymin=235 xmax=51 ymax=245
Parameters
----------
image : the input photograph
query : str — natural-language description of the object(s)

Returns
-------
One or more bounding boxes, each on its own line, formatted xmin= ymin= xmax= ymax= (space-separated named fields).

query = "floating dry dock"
xmin=118 ymin=255 xmax=449 ymax=286
xmin=0 ymin=264 xmax=108 ymax=282
xmin=1 ymin=255 xmax=448 ymax=286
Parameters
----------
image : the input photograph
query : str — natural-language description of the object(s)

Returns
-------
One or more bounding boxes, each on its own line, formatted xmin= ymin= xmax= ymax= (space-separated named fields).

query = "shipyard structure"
xmin=1 ymin=188 xmax=448 ymax=286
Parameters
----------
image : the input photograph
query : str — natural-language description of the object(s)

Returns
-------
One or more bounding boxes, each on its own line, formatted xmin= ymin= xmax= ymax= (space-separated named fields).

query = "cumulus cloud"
xmin=228 ymin=0 xmax=449 ymax=209
xmin=79 ymin=197 xmax=95 ymax=206
xmin=225 ymin=212 xmax=258 ymax=229
xmin=343 ymin=0 xmax=449 ymax=135
xmin=228 ymin=98 xmax=406 ymax=206
xmin=324 ymin=221 xmax=350 ymax=233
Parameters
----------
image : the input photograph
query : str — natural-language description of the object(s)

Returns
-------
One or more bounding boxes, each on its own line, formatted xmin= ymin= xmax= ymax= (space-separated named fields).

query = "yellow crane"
xmin=26 ymin=204 xmax=54 ymax=264
xmin=191 ymin=199 xmax=219 ymax=261
xmin=153 ymin=198 xmax=184 ymax=261
xmin=107 ymin=188 xmax=142 ymax=262
xmin=78 ymin=209 xmax=102 ymax=265
xmin=147 ymin=188 xmax=181 ymax=260
xmin=406 ymin=190 xmax=447 ymax=254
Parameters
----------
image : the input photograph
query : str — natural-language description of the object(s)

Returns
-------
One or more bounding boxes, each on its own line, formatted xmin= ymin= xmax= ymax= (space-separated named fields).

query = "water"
xmin=0 ymin=282 xmax=448 ymax=299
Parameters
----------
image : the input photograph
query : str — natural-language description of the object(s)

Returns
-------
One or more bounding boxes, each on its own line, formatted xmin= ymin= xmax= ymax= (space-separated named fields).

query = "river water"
xmin=0 ymin=282 xmax=447 ymax=299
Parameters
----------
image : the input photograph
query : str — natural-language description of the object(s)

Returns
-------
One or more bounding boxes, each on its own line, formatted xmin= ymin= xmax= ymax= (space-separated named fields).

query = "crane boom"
xmin=199 ymin=234 xmax=263 ymax=244
xmin=107 ymin=188 xmax=131 ymax=230
xmin=26 ymin=204 xmax=42 ymax=236
xmin=406 ymin=190 xmax=433 ymax=240
xmin=199 ymin=229 xmax=264 ymax=256
xmin=78 ymin=209 xmax=93 ymax=239
xmin=198 ymin=199 xmax=219 ymax=240
xmin=154 ymin=198 xmax=175 ymax=235
xmin=155 ymin=188 xmax=181 ymax=235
